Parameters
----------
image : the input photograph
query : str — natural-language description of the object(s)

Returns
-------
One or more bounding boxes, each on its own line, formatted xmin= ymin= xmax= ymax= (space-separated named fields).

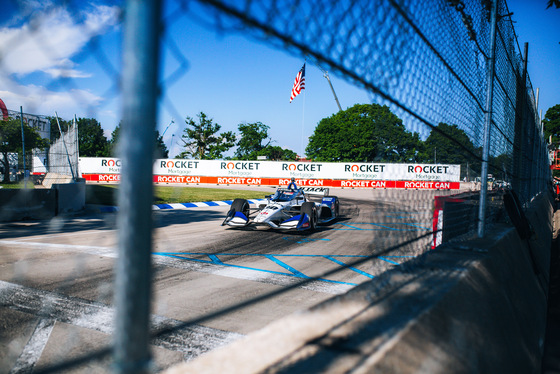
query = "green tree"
xmin=547 ymin=0 xmax=560 ymax=9
xmin=419 ymin=123 xmax=480 ymax=179
xmin=260 ymin=145 xmax=298 ymax=161
xmin=50 ymin=116 xmax=109 ymax=157
xmin=108 ymin=123 xmax=121 ymax=156
xmin=306 ymin=103 xmax=420 ymax=162
xmin=235 ymin=122 xmax=297 ymax=160
xmin=0 ymin=118 xmax=49 ymax=182
xmin=109 ymin=122 xmax=168 ymax=158
xmin=419 ymin=123 xmax=476 ymax=164
xmin=489 ymin=153 xmax=511 ymax=181
xmin=543 ymin=104 xmax=560 ymax=144
xmin=154 ymin=130 xmax=169 ymax=158
xmin=49 ymin=116 xmax=70 ymax=142
xmin=77 ymin=118 xmax=109 ymax=157
xmin=177 ymin=112 xmax=235 ymax=159
xmin=235 ymin=122 xmax=271 ymax=159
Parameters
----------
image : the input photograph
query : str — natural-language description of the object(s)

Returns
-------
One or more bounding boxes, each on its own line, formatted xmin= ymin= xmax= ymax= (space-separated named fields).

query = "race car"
xmin=221 ymin=185 xmax=339 ymax=231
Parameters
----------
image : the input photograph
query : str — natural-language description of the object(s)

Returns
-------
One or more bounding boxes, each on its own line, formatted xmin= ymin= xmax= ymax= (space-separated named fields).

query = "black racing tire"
xmin=230 ymin=198 xmax=250 ymax=218
xmin=301 ymin=202 xmax=316 ymax=231
xmin=329 ymin=196 xmax=340 ymax=217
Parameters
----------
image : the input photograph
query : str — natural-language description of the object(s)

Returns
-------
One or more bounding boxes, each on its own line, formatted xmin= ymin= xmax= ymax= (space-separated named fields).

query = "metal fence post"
xmin=20 ymin=106 xmax=26 ymax=188
xmin=478 ymin=0 xmax=498 ymax=238
xmin=114 ymin=0 xmax=161 ymax=373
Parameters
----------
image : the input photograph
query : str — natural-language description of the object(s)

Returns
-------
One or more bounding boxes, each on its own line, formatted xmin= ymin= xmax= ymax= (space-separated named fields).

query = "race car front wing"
xmin=222 ymin=210 xmax=313 ymax=230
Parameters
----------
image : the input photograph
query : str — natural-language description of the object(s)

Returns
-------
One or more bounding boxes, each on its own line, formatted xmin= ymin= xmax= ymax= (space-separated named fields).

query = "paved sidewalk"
xmin=542 ymin=208 xmax=560 ymax=374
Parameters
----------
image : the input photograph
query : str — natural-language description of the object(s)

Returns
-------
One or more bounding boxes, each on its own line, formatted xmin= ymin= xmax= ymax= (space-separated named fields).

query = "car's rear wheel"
xmin=325 ymin=196 xmax=339 ymax=218
xmin=301 ymin=202 xmax=316 ymax=231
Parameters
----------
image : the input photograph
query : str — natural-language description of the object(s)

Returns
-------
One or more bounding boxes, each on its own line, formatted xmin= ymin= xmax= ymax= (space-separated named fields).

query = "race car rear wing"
xmin=301 ymin=187 xmax=329 ymax=196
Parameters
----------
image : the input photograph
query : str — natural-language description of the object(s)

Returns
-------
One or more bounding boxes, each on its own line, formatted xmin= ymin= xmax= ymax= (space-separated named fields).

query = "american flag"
xmin=289 ymin=63 xmax=306 ymax=103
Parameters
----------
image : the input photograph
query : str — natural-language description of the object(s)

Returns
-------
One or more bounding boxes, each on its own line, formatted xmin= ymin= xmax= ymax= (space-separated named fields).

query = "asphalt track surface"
xmin=0 ymin=188 xmax=456 ymax=373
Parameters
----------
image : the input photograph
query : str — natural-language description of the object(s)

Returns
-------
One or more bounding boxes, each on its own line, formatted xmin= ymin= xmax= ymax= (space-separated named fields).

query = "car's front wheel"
xmin=230 ymin=198 xmax=250 ymax=218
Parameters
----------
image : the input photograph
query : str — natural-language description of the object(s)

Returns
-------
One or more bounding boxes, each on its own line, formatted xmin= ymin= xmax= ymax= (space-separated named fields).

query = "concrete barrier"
xmin=0 ymin=188 xmax=57 ymax=221
xmin=53 ymin=179 xmax=86 ymax=214
xmin=0 ymin=179 xmax=86 ymax=221
xmin=164 ymin=192 xmax=552 ymax=373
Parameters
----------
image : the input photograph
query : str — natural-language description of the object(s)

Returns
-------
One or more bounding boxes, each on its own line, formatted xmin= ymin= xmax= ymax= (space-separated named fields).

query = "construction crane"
xmin=318 ymin=68 xmax=342 ymax=112
xmin=162 ymin=118 xmax=174 ymax=137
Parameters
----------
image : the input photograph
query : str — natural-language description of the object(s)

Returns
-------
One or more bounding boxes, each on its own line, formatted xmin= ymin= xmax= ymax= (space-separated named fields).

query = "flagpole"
xmin=289 ymin=62 xmax=306 ymax=159
xmin=301 ymin=89 xmax=306 ymax=159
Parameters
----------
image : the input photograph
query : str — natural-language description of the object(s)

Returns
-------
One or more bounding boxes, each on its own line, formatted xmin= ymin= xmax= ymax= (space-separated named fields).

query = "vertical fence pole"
xmin=20 ymin=106 xmax=26 ymax=188
xmin=113 ymin=0 xmax=161 ymax=373
xmin=521 ymin=44 xmax=534 ymax=198
xmin=75 ymin=115 xmax=80 ymax=176
xmin=478 ymin=0 xmax=498 ymax=238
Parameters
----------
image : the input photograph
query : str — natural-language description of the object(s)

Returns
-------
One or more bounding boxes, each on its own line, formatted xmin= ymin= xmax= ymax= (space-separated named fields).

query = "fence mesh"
xmin=193 ymin=0 xmax=548 ymax=202
xmin=45 ymin=120 xmax=79 ymax=182
xmin=0 ymin=0 xmax=551 ymax=372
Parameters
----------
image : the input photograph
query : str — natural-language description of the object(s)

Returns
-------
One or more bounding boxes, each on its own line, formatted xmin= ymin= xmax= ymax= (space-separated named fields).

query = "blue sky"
xmin=0 ymin=0 xmax=558 ymax=158
xmin=507 ymin=0 xmax=560 ymax=118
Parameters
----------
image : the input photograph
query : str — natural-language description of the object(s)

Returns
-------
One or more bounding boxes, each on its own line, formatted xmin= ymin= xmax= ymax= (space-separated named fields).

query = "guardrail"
xmin=0 ymin=180 xmax=85 ymax=221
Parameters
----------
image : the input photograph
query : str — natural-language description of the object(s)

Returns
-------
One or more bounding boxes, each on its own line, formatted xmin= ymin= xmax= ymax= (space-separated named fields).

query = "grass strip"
xmin=86 ymin=184 xmax=269 ymax=206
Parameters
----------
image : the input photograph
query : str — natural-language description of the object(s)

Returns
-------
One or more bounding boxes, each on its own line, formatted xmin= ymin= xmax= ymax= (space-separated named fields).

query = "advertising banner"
xmin=79 ymin=158 xmax=461 ymax=190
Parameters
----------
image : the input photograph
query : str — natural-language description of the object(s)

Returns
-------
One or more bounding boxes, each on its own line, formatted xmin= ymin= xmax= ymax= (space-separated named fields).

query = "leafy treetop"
xmin=0 ymin=118 xmax=49 ymax=182
xmin=177 ymin=112 xmax=235 ymax=160
xmin=306 ymin=103 xmax=421 ymax=162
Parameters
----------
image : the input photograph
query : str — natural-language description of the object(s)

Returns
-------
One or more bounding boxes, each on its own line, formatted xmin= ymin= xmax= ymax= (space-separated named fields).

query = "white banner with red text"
xmin=79 ymin=158 xmax=461 ymax=190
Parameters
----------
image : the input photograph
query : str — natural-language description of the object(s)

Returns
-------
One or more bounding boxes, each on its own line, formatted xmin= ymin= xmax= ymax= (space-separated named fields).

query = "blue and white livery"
xmin=222 ymin=185 xmax=339 ymax=231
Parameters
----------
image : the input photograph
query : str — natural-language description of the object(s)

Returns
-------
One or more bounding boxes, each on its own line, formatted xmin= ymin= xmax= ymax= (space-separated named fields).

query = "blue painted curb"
xmin=88 ymin=199 xmax=266 ymax=213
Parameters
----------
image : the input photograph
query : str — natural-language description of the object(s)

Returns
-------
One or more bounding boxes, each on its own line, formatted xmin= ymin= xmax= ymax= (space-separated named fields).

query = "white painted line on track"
xmin=0 ymin=280 xmax=243 ymax=365
xmin=9 ymin=318 xmax=55 ymax=374
xmin=0 ymin=240 xmax=117 ymax=257
xmin=8 ymin=229 xmax=117 ymax=242
xmin=0 ymin=240 xmax=352 ymax=295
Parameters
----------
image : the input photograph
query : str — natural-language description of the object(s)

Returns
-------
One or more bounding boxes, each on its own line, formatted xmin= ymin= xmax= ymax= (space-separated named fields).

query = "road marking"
xmin=264 ymin=255 xmax=310 ymax=279
xmin=1 ymin=240 xmax=412 ymax=292
xmin=0 ymin=240 xmax=117 ymax=257
xmin=153 ymin=252 xmax=415 ymax=287
xmin=9 ymin=318 xmax=55 ymax=374
xmin=379 ymin=256 xmax=400 ymax=265
xmin=0 ymin=240 xmax=353 ymax=295
xmin=155 ymin=252 xmax=357 ymax=286
xmin=324 ymin=256 xmax=375 ymax=279
xmin=0 ymin=280 xmax=243 ymax=365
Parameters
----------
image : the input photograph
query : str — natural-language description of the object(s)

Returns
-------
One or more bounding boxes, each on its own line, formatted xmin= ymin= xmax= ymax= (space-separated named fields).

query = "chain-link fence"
xmin=1 ymin=111 xmax=79 ymax=187
xmin=0 ymin=0 xmax=550 ymax=372
xmin=43 ymin=117 xmax=80 ymax=186
xmin=195 ymin=0 xmax=548 ymax=199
